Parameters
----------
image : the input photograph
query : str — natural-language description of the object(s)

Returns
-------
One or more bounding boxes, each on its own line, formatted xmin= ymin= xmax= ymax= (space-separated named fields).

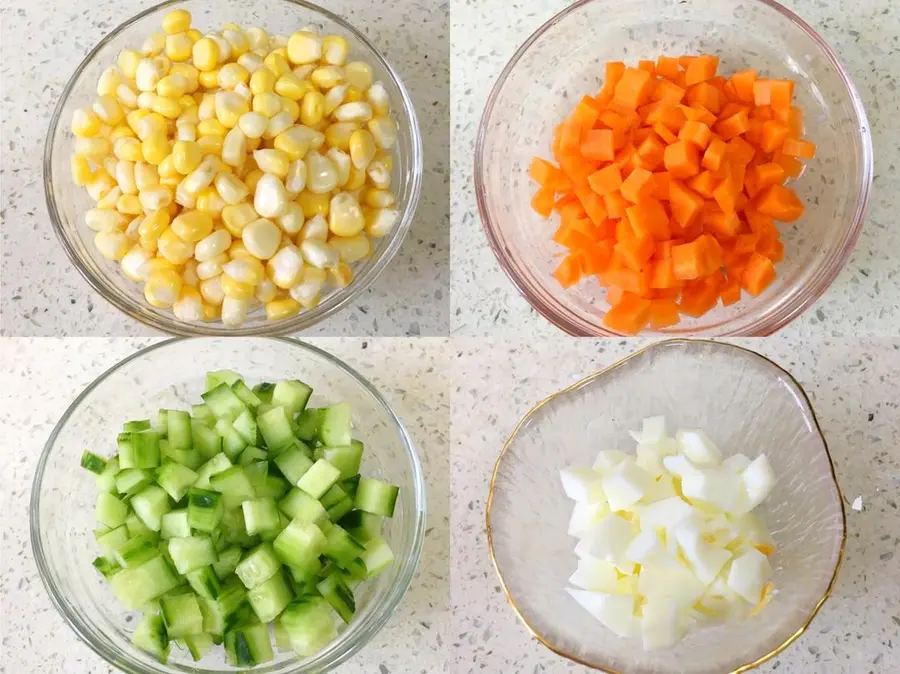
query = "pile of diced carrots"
xmin=529 ymin=54 xmax=815 ymax=334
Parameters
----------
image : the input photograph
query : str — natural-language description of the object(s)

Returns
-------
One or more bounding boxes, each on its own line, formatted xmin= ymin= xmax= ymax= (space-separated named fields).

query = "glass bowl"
xmin=30 ymin=337 xmax=426 ymax=673
xmin=475 ymin=0 xmax=872 ymax=336
xmin=45 ymin=0 xmax=423 ymax=336
xmin=486 ymin=339 xmax=845 ymax=673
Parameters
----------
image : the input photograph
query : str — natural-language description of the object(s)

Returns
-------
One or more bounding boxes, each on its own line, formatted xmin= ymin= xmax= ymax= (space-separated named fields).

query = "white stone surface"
xmin=451 ymin=336 xmax=900 ymax=673
xmin=450 ymin=0 xmax=900 ymax=337
xmin=0 ymin=0 xmax=448 ymax=336
xmin=0 ymin=337 xmax=450 ymax=673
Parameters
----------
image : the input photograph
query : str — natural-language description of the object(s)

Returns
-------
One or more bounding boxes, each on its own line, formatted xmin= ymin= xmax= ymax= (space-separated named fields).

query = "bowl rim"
xmin=44 ymin=0 xmax=423 ymax=336
xmin=30 ymin=336 xmax=427 ymax=673
xmin=484 ymin=338 xmax=848 ymax=673
xmin=474 ymin=0 xmax=874 ymax=337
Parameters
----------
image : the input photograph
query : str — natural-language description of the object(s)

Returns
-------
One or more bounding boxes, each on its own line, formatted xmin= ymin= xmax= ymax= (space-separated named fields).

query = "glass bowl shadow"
xmin=45 ymin=0 xmax=423 ymax=335
xmin=476 ymin=0 xmax=872 ymax=336
xmin=31 ymin=337 xmax=426 ymax=673
xmin=486 ymin=339 xmax=845 ymax=673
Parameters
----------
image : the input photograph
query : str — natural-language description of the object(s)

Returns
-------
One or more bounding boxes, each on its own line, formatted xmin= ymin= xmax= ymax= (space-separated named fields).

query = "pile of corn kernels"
xmin=69 ymin=8 xmax=400 ymax=327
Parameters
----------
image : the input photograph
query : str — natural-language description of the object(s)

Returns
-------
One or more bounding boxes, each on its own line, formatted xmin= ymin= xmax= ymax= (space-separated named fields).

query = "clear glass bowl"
xmin=45 ymin=0 xmax=423 ymax=336
xmin=31 ymin=337 xmax=426 ymax=673
xmin=476 ymin=0 xmax=872 ymax=336
xmin=486 ymin=339 xmax=845 ymax=673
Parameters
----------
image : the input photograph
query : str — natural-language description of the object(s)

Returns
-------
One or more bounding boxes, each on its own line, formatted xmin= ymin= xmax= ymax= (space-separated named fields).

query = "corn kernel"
xmin=116 ymin=193 xmax=143 ymax=215
xmin=157 ymin=227 xmax=195 ymax=264
xmin=196 ymin=184 xmax=227 ymax=218
xmin=111 ymin=124 xmax=136 ymax=141
xmin=322 ymin=35 xmax=349 ymax=66
xmin=193 ymin=37 xmax=220 ymax=72
xmin=223 ymin=29 xmax=250 ymax=58
xmin=202 ymin=302 xmax=221 ymax=320
xmin=194 ymin=229 xmax=232 ymax=262
xmin=324 ymin=121 xmax=358 ymax=152
xmin=326 ymin=147 xmax=351 ymax=187
xmin=218 ymin=63 xmax=249 ymax=90
xmin=245 ymin=26 xmax=269 ymax=51
xmin=197 ymin=255 xmax=226 ymax=280
xmin=244 ymin=168 xmax=264 ymax=194
xmin=368 ymin=115 xmax=398 ymax=149
xmin=72 ymin=107 xmax=102 ymax=137
xmin=273 ymin=73 xmax=305 ymax=100
xmin=173 ymin=285 xmax=204 ymax=321
xmin=71 ymin=155 xmax=94 ymax=185
xmin=198 ymin=69 xmax=220 ymax=89
xmin=74 ymin=136 xmax=111 ymax=159
xmin=142 ymin=132 xmax=171 ymax=164
xmin=215 ymin=172 xmax=250 ymax=204
xmin=97 ymin=67 xmax=122 ymax=97
xmin=222 ymin=126 xmax=248 ymax=167
xmin=281 ymin=96 xmax=301 ymax=123
xmin=139 ymin=209 xmax=171 ymax=240
xmin=367 ymin=81 xmax=391 ymax=116
xmin=345 ymin=163 xmax=367 ymax=191
xmin=157 ymin=73 xmax=188 ymax=98
xmin=267 ymin=245 xmax=304 ymax=288
xmin=300 ymin=213 xmax=329 ymax=241
xmin=144 ymin=267 xmax=183 ymax=308
xmin=139 ymin=184 xmax=174 ymax=211
xmin=252 ymin=92 xmax=283 ymax=118
xmin=95 ymin=230 xmax=131 ymax=260
xmin=187 ymin=28 xmax=203 ymax=42
xmin=253 ymin=173 xmax=289 ymax=218
xmin=344 ymin=61 xmax=374 ymax=90
xmin=333 ymin=101 xmax=373 ymax=124
xmin=264 ymin=52 xmax=291 ymax=78
xmin=222 ymin=202 xmax=259 ymax=236
xmin=238 ymin=52 xmax=265 ymax=75
xmin=208 ymin=34 xmax=232 ymax=62
xmin=299 ymin=238 xmax=339 ymax=269
xmin=142 ymin=32 xmax=166 ymax=57
xmin=287 ymin=31 xmax=323 ymax=65
xmin=367 ymin=159 xmax=391 ymax=190
xmin=328 ymin=192 xmax=365 ymax=236
xmin=284 ymin=159 xmax=307 ymax=196
xmin=297 ymin=190 xmax=330 ymax=218
xmin=135 ymin=58 xmax=163 ymax=92
xmin=276 ymin=202 xmax=305 ymax=234
xmin=198 ymin=118 xmax=227 ymax=137
xmin=290 ymin=266 xmax=326 ymax=307
xmin=93 ymin=95 xmax=126 ymax=125
xmin=200 ymin=276 xmax=225 ymax=305
xmin=135 ymin=112 xmax=167 ymax=140
xmin=166 ymin=32 xmax=194 ymax=62
xmin=253 ymin=149 xmax=291 ymax=177
xmin=249 ymin=68 xmax=276 ymax=95
xmin=172 ymin=140 xmax=202 ymax=174
xmin=116 ymin=82 xmax=140 ymax=109
xmin=238 ymin=111 xmax=267 ymax=139
xmin=115 ymin=159 xmax=138 ymax=194
xmin=118 ymin=49 xmax=141 ymax=79
xmin=265 ymin=298 xmax=301 ymax=320
xmin=330 ymin=261 xmax=353 ymax=287
xmin=171 ymin=63 xmax=200 ymax=91
xmin=215 ymin=91 xmax=249 ymax=128
xmin=171 ymin=209 xmax=214 ymax=242
xmin=311 ymin=65 xmax=344 ymax=90
xmin=197 ymin=134 xmax=224 ymax=156
xmin=134 ymin=161 xmax=160 ymax=191
xmin=152 ymin=95 xmax=181 ymax=119
xmin=264 ymin=111 xmax=294 ymax=140
xmin=365 ymin=206 xmax=399 ymax=237
xmin=304 ymin=151 xmax=338 ymax=194
xmin=220 ymin=273 xmax=255 ymax=299
xmin=331 ymin=233 xmax=371 ymax=263
xmin=162 ymin=9 xmax=192 ymax=35
xmin=85 ymin=207 xmax=128 ymax=232
xmin=300 ymin=91 xmax=325 ymax=126
xmin=221 ymin=296 xmax=250 ymax=327
xmin=344 ymin=85 xmax=364 ymax=103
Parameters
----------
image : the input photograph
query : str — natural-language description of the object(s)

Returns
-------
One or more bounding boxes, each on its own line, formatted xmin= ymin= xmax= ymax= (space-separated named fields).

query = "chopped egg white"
xmin=560 ymin=416 xmax=777 ymax=650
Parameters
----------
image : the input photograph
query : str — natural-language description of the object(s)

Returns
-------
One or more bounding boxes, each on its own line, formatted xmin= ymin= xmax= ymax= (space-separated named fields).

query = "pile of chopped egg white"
xmin=560 ymin=416 xmax=777 ymax=651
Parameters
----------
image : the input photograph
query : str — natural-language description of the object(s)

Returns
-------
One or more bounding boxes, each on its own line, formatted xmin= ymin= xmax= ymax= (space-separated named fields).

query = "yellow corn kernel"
xmin=178 ymin=94 xmax=197 ymax=111
xmin=162 ymin=9 xmax=192 ymax=35
xmin=227 ymin=240 xmax=255 ymax=261
xmin=374 ymin=150 xmax=394 ymax=172
xmin=139 ymin=256 xmax=178 ymax=279
xmin=364 ymin=206 xmax=399 ymax=237
xmin=187 ymin=28 xmax=203 ymax=42
xmin=200 ymin=276 xmax=225 ymax=306
xmin=265 ymin=298 xmax=301 ymax=321
xmin=281 ymin=97 xmax=301 ymax=123
xmin=246 ymin=137 xmax=262 ymax=152
xmin=135 ymin=112 xmax=167 ymax=140
xmin=193 ymin=37 xmax=220 ymax=72
xmin=273 ymin=73 xmax=305 ymax=100
xmin=263 ymin=52 xmax=291 ymax=78
xmin=220 ymin=273 xmax=255 ymax=299
xmin=322 ymin=35 xmax=349 ymax=66
xmin=218 ymin=63 xmax=249 ymax=89
xmin=223 ymin=256 xmax=266 ymax=284
xmin=172 ymin=140 xmax=203 ymax=174
xmin=142 ymin=32 xmax=166 ymax=57
xmin=151 ymin=95 xmax=181 ymax=119
xmin=171 ymin=209 xmax=214 ymax=242
xmin=116 ymin=194 xmax=143 ymax=215
xmin=134 ymin=162 xmax=160 ymax=191
xmin=249 ymin=68 xmax=276 ymax=95
xmin=348 ymin=129 xmax=376 ymax=170
xmin=330 ymin=233 xmax=371 ymax=263
xmin=344 ymin=61 xmax=374 ymax=90
xmin=94 ymin=230 xmax=131 ymax=260
xmin=311 ymin=65 xmax=344 ymax=90
xmin=144 ymin=268 xmax=183 ymax=308
xmin=111 ymin=124 xmax=136 ymax=141
xmin=328 ymin=192 xmax=365 ymax=236
xmin=157 ymin=73 xmax=188 ymax=98
xmin=97 ymin=66 xmax=122 ymax=97
xmin=367 ymin=82 xmax=391 ymax=116
xmin=223 ymin=29 xmax=250 ymax=58
xmin=199 ymin=302 xmax=220 ymax=320
xmin=118 ymin=49 xmax=141 ymax=79
xmin=126 ymin=108 xmax=150 ymax=134
xmin=196 ymin=185 xmax=226 ymax=218
xmin=93 ymin=95 xmax=126 ymax=125
xmin=297 ymin=190 xmax=330 ymax=218
xmin=96 ymin=186 xmax=124 ymax=211
xmin=300 ymin=91 xmax=325 ymax=126
xmin=157 ymin=154 xmax=179 ymax=180
xmin=215 ymin=172 xmax=250 ymax=205
xmin=324 ymin=121 xmax=358 ymax=152
xmin=330 ymin=261 xmax=353 ymax=288
xmin=244 ymin=168 xmax=264 ymax=193
xmin=344 ymin=85 xmax=364 ymax=103
xmin=135 ymin=58 xmax=163 ymax=92
xmin=252 ymin=92 xmax=282 ymax=118
xmin=71 ymin=155 xmax=94 ymax=185
xmin=363 ymin=188 xmax=396 ymax=209
xmin=115 ymin=82 xmax=140 ymax=109
xmin=156 ymin=227 xmax=194 ymax=264
xmin=74 ymin=136 xmax=111 ymax=159
xmin=368 ymin=115 xmax=398 ymax=149
xmin=198 ymin=69 xmax=220 ymax=89
xmin=142 ymin=132 xmax=171 ymax=165
xmin=222 ymin=202 xmax=259 ymax=236
xmin=287 ymin=31 xmax=322 ymax=65
xmin=165 ymin=32 xmax=194 ymax=62
xmin=215 ymin=91 xmax=249 ymax=128
xmin=138 ymin=209 xmax=171 ymax=240
xmin=172 ymin=285 xmax=203 ymax=321
xmin=171 ymin=63 xmax=200 ymax=90
xmin=197 ymin=135 xmax=224 ymax=157
xmin=198 ymin=118 xmax=227 ymax=137
xmin=72 ymin=106 xmax=102 ymax=137
xmin=253 ymin=148 xmax=291 ymax=177
xmin=344 ymin=163 xmax=367 ymax=191
xmin=238 ymin=111 xmax=267 ymax=139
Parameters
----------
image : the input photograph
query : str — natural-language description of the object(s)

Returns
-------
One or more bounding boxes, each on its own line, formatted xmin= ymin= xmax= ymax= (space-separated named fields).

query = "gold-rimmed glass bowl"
xmin=487 ymin=339 xmax=845 ymax=673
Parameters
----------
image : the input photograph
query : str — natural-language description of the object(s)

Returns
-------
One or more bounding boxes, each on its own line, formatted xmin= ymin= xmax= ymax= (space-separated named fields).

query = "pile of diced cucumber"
xmin=81 ymin=370 xmax=399 ymax=667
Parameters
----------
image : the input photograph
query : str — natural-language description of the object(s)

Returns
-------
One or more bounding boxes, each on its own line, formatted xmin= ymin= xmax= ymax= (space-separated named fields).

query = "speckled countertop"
xmin=0 ymin=0 xmax=449 ymax=336
xmin=451 ymin=336 xmax=900 ymax=673
xmin=0 ymin=337 xmax=450 ymax=673
xmin=450 ymin=0 xmax=899 ymax=337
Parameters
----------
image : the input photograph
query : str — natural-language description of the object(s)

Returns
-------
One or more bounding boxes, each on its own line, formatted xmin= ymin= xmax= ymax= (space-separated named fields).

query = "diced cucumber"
xmin=294 ymin=408 xmax=323 ymax=442
xmin=232 ymin=409 xmax=258 ymax=445
xmin=256 ymin=475 xmax=290 ymax=501
xmin=92 ymin=556 xmax=122 ymax=579
xmin=180 ymin=632 xmax=215 ymax=661
xmin=166 ymin=410 xmax=193 ymax=451
xmin=133 ymin=613 xmax=170 ymax=663
xmin=187 ymin=488 xmax=223 ymax=533
xmin=209 ymin=465 xmax=256 ymax=509
xmin=156 ymin=461 xmax=198 ymax=501
xmin=281 ymin=597 xmax=338 ymax=657
xmin=110 ymin=555 xmax=180 ymax=609
xmin=168 ymin=536 xmax=218 ymax=575
xmin=116 ymin=468 xmax=153 ymax=497
xmin=186 ymin=565 xmax=221 ymax=600
xmin=192 ymin=420 xmax=223 ymax=460
xmin=297 ymin=459 xmax=341 ymax=500
xmin=202 ymin=383 xmax=248 ymax=421
xmin=242 ymin=497 xmax=281 ymax=536
xmin=118 ymin=433 xmax=136 ymax=469
xmin=323 ymin=525 xmax=366 ymax=569
xmin=96 ymin=524 xmax=130 ymax=559
xmin=361 ymin=536 xmax=395 ymax=577
xmin=272 ymin=380 xmax=313 ymax=416
xmin=273 ymin=446 xmax=314 ymax=485
xmin=207 ymin=370 xmax=243 ymax=390
xmin=126 ymin=511 xmax=154 ymax=538
xmin=156 ymin=410 xmax=169 ymax=436
xmin=339 ymin=510 xmax=383 ymax=543
xmin=168 ymin=448 xmax=204 ymax=470
xmin=161 ymin=509 xmax=191 ymax=539
xmin=95 ymin=457 xmax=120 ymax=494
xmin=317 ymin=572 xmax=356 ymax=623
xmin=244 ymin=461 xmax=268 ymax=495
xmin=232 ymin=379 xmax=262 ymax=410
xmin=273 ymin=620 xmax=292 ymax=652
xmin=200 ymin=577 xmax=251 ymax=636
xmin=259 ymin=511 xmax=290 ymax=542
xmin=318 ymin=403 xmax=352 ymax=446
xmin=81 ymin=451 xmax=107 ymax=474
xmin=238 ymin=446 xmax=267 ymax=466
xmin=220 ymin=507 xmax=257 ymax=548
xmin=114 ymin=534 xmax=161 ymax=568
xmin=124 ymin=419 xmax=152 ymax=433
xmin=342 ymin=474 xmax=361 ymax=499
xmin=194 ymin=453 xmax=233 ymax=489
xmin=257 ymin=406 xmax=295 ymax=453
xmin=278 ymin=488 xmax=328 ymax=525
xmin=314 ymin=442 xmax=363 ymax=479
xmin=327 ymin=497 xmax=354 ymax=522
xmin=161 ymin=592 xmax=204 ymax=638
xmin=129 ymin=431 xmax=162 ymax=469
xmin=248 ymin=569 xmax=293 ymax=623
xmin=191 ymin=403 xmax=214 ymax=424
xmin=213 ymin=546 xmax=243 ymax=580
xmin=235 ymin=542 xmax=282 ymax=589
xmin=273 ymin=519 xmax=327 ymax=568
xmin=252 ymin=382 xmax=275 ymax=403
xmin=131 ymin=486 xmax=171 ymax=532
xmin=225 ymin=621 xmax=273 ymax=667
xmin=214 ymin=418 xmax=248 ymax=460
xmin=319 ymin=484 xmax=348 ymax=510
xmin=355 ymin=477 xmax=400 ymax=517
xmin=96 ymin=492 xmax=128 ymax=529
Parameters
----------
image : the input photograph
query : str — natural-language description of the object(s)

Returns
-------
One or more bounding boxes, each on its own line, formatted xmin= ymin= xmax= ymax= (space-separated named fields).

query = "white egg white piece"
xmin=566 ymin=589 xmax=637 ymax=638
xmin=742 ymin=455 xmax=775 ymax=509
xmin=601 ymin=458 xmax=653 ymax=512
xmin=638 ymin=496 xmax=694 ymax=530
xmin=675 ymin=429 xmax=723 ymax=466
xmin=722 ymin=453 xmax=752 ymax=473
xmin=574 ymin=514 xmax=635 ymax=563
xmin=560 ymin=467 xmax=606 ymax=504
xmin=640 ymin=416 xmax=667 ymax=445
xmin=569 ymin=557 xmax=619 ymax=592
xmin=592 ymin=449 xmax=628 ymax=474
xmin=568 ymin=501 xmax=608 ymax=538
xmin=680 ymin=468 xmax=743 ymax=513
xmin=641 ymin=597 xmax=687 ymax=651
xmin=727 ymin=547 xmax=773 ymax=603
xmin=673 ymin=521 xmax=733 ymax=585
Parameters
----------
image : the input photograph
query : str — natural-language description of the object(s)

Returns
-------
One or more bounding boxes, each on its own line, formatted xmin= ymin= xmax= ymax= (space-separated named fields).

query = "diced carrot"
xmin=686 ymin=82 xmax=722 ymax=114
xmin=679 ymin=120 xmax=712 ymax=149
xmin=650 ymin=256 xmax=680 ymax=289
xmin=614 ymin=67 xmax=655 ymax=109
xmin=701 ymin=137 xmax=727 ymax=172
xmin=636 ymin=134 xmax=667 ymax=171
xmin=553 ymin=223 xmax=595 ymax=250
xmin=754 ymin=184 xmax=804 ymax=222
xmin=582 ymin=241 xmax=614 ymax=274
xmin=638 ymin=60 xmax=657 ymax=75
xmin=741 ymin=252 xmax=776 ymax=295
xmin=781 ymin=137 xmax=816 ymax=159
xmin=719 ymin=102 xmax=751 ymax=119
xmin=745 ymin=162 xmax=785 ymax=197
xmin=587 ymin=164 xmax=623 ymax=196
xmin=656 ymin=56 xmax=680 ymax=80
xmin=753 ymin=79 xmax=773 ymax=106
xmin=664 ymin=140 xmax=701 ymax=179
xmin=581 ymin=128 xmax=616 ymax=162
xmin=685 ymin=55 xmax=719 ymax=86
xmin=558 ymin=154 xmax=596 ymax=187
xmin=531 ymin=186 xmax=555 ymax=218
xmin=615 ymin=234 xmax=655 ymax=271
xmin=603 ymin=292 xmax=652 ymax=334
xmin=604 ymin=190 xmax=629 ymax=218
xmin=620 ymin=167 xmax=656 ymax=204
xmin=727 ymin=137 xmax=756 ymax=166
xmin=720 ymin=277 xmax=742 ymax=305
xmin=668 ymin=180 xmax=704 ymax=227
xmin=714 ymin=109 xmax=750 ymax=140
xmin=712 ymin=174 xmax=740 ymax=213
xmin=652 ymin=122 xmax=678 ymax=144
xmin=671 ymin=235 xmax=722 ymax=280
xmin=679 ymin=104 xmax=716 ymax=126
xmin=760 ymin=120 xmax=789 ymax=153
xmin=649 ymin=298 xmax=681 ymax=328
xmin=730 ymin=69 xmax=757 ymax=103
xmin=529 ymin=157 xmax=558 ymax=186
xmin=768 ymin=80 xmax=794 ymax=111
xmin=574 ymin=186 xmax=610 ymax=226
xmin=679 ymin=275 xmax=720 ymax=317
xmin=626 ymin=197 xmax=671 ymax=240
xmin=651 ymin=80 xmax=686 ymax=103
xmin=655 ymin=239 xmax=679 ymax=259
xmin=651 ymin=171 xmax=672 ymax=200
xmin=553 ymin=252 xmax=585 ymax=288
xmin=686 ymin=170 xmax=718 ymax=198
xmin=603 ymin=263 xmax=650 ymax=296
xmin=615 ymin=217 xmax=633 ymax=241
xmin=603 ymin=61 xmax=627 ymax=93
xmin=704 ymin=208 xmax=742 ymax=239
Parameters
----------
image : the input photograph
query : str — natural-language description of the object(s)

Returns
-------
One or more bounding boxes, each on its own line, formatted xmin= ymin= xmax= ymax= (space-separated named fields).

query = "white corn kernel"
xmin=276 ymin=202 xmax=305 ymax=234
xmin=86 ymin=171 xmax=116 ymax=202
xmin=253 ymin=149 xmax=290 ymax=177
xmin=135 ymin=58 xmax=162 ymax=92
xmin=142 ymin=32 xmax=166 ymax=56
xmin=181 ymin=156 xmax=217 ymax=194
xmin=223 ymin=29 xmax=250 ymax=58
xmin=216 ymin=91 xmax=249 ymax=128
xmin=322 ymin=35 xmax=349 ymax=66
xmin=333 ymin=101 xmax=373 ymax=123
xmin=97 ymin=67 xmax=123 ymax=97
xmin=194 ymin=229 xmax=233 ymax=261
xmin=222 ymin=202 xmax=259 ymax=235
xmin=196 ymin=254 xmax=227 ymax=280
xmin=289 ymin=267 xmax=326 ymax=307
xmin=173 ymin=286 xmax=204 ymax=321
xmin=85 ymin=208 xmax=127 ymax=232
xmin=368 ymin=115 xmax=398 ymax=149
xmin=238 ymin=111 xmax=267 ymax=139
xmin=242 ymin=217 xmax=282 ymax=259
xmin=222 ymin=126 xmax=248 ymax=167
xmin=328 ymin=192 xmax=365 ymax=236
xmin=365 ymin=206 xmax=400 ymax=237
xmin=367 ymin=159 xmax=391 ymax=189
xmin=208 ymin=33 xmax=232 ymax=63
xmin=157 ymin=227 xmax=195 ymax=264
xmin=221 ymin=296 xmax=250 ymax=327
xmin=115 ymin=160 xmax=137 ymax=194
xmin=300 ymin=238 xmax=339 ymax=269
xmin=144 ymin=268 xmax=183 ymax=308
xmin=121 ymin=245 xmax=153 ymax=281
xmin=264 ymin=111 xmax=294 ymax=140
xmin=94 ymin=230 xmax=131 ymax=260
xmin=284 ymin=159 xmax=307 ymax=196
xmin=331 ymin=234 xmax=371 ymax=263
xmin=200 ymin=275 xmax=225 ymax=306
xmin=326 ymin=147 xmax=351 ymax=186
xmin=299 ymin=213 xmax=329 ymax=241
xmin=305 ymin=151 xmax=338 ymax=194
xmin=75 ymin=136 xmax=111 ymax=159
xmin=237 ymin=52 xmax=265 ymax=74
xmin=245 ymin=27 xmax=269 ymax=51
xmin=222 ymin=257 xmax=266 ymax=285
xmin=367 ymin=81 xmax=391 ymax=116
xmin=255 ymin=277 xmax=278 ymax=303
xmin=116 ymin=194 xmax=143 ymax=215
xmin=198 ymin=93 xmax=216 ymax=121
xmin=214 ymin=172 xmax=249 ymax=204
xmin=330 ymin=262 xmax=353 ymax=287
xmin=97 ymin=186 xmax=123 ymax=210
xmin=183 ymin=258 xmax=199 ymax=287
xmin=324 ymin=84 xmax=348 ymax=116
xmin=349 ymin=129 xmax=376 ymax=170
xmin=116 ymin=83 xmax=139 ymax=109
xmin=268 ymin=245 xmax=305 ymax=288
xmin=72 ymin=107 xmax=102 ymax=137
xmin=134 ymin=161 xmax=159 ymax=191
xmin=253 ymin=173 xmax=289 ymax=218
